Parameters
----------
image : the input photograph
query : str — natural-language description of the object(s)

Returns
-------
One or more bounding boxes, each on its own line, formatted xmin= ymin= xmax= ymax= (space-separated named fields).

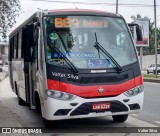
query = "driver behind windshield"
xmin=47 ymin=29 xmax=75 ymax=64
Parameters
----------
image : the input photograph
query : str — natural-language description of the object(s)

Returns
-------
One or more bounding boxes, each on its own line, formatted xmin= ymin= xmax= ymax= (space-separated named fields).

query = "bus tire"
xmin=112 ymin=114 xmax=128 ymax=122
xmin=147 ymin=70 xmax=149 ymax=74
xmin=35 ymin=92 xmax=41 ymax=114
xmin=18 ymin=97 xmax=26 ymax=106
xmin=15 ymin=82 xmax=26 ymax=106
xmin=43 ymin=118 xmax=53 ymax=129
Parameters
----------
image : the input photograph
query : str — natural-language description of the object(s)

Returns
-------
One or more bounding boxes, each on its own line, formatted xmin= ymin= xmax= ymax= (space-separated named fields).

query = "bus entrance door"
xmin=23 ymin=26 xmax=36 ymax=110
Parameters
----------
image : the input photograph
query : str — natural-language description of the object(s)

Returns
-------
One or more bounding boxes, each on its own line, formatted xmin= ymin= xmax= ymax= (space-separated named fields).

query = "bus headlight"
xmin=46 ymin=90 xmax=76 ymax=101
xmin=123 ymin=85 xmax=144 ymax=97
xmin=64 ymin=94 xmax=70 ymax=100
xmin=54 ymin=92 xmax=62 ymax=98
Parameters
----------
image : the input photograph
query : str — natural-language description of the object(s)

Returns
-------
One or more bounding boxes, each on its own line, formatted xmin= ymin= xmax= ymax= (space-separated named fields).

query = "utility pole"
xmin=154 ymin=0 xmax=158 ymax=77
xmin=116 ymin=0 xmax=118 ymax=13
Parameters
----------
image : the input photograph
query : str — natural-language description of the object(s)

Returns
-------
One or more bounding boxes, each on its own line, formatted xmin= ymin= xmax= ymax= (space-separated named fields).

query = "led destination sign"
xmin=54 ymin=17 xmax=108 ymax=28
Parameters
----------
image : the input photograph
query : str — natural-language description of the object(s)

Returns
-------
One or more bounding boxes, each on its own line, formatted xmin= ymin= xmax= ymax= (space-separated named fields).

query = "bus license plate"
xmin=92 ymin=103 xmax=110 ymax=110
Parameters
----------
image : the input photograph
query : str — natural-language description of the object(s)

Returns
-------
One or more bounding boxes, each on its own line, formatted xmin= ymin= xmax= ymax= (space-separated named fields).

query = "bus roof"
xmin=47 ymin=9 xmax=120 ymax=17
xmin=48 ymin=9 xmax=112 ymax=14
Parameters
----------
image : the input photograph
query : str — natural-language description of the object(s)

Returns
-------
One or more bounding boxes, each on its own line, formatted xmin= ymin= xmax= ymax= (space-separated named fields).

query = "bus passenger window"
xmin=31 ymin=28 xmax=39 ymax=61
xmin=18 ymin=31 xmax=22 ymax=59
xmin=10 ymin=38 xmax=14 ymax=60
xmin=13 ymin=35 xmax=18 ymax=59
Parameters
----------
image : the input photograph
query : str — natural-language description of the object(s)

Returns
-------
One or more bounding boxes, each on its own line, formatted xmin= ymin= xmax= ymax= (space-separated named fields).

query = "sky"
xmin=11 ymin=0 xmax=160 ymax=30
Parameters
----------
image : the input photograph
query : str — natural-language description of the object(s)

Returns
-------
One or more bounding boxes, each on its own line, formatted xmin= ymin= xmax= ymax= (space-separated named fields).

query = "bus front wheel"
xmin=35 ymin=92 xmax=41 ymax=114
xmin=43 ymin=118 xmax=54 ymax=129
xmin=112 ymin=114 xmax=128 ymax=122
xmin=18 ymin=97 xmax=26 ymax=106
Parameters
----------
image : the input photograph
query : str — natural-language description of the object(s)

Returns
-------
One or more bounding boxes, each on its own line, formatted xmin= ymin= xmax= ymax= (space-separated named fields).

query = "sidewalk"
xmin=0 ymin=101 xmax=24 ymax=127
xmin=0 ymin=71 xmax=8 ymax=82
xmin=0 ymin=71 xmax=24 ymax=128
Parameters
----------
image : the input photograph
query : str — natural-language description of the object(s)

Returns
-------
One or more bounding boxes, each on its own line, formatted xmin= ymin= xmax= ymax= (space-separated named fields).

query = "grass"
xmin=143 ymin=74 xmax=160 ymax=79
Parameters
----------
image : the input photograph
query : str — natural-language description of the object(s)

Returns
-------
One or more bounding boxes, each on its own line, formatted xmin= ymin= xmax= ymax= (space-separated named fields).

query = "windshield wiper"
xmin=94 ymin=32 xmax=122 ymax=72
xmin=48 ymin=44 xmax=78 ymax=74
xmin=56 ymin=32 xmax=69 ymax=53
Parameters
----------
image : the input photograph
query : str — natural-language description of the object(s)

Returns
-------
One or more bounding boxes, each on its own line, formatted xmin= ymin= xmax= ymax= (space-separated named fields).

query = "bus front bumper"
xmin=41 ymin=92 xmax=144 ymax=121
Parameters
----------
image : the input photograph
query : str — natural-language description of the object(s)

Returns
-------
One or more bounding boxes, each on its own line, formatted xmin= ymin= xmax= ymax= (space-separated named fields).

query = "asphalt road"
xmin=0 ymin=77 xmax=160 ymax=134
xmin=132 ymin=82 xmax=160 ymax=126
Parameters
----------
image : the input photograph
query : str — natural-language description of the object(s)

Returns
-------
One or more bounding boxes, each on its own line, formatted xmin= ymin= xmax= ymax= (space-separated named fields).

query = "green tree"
xmin=149 ymin=21 xmax=155 ymax=54
xmin=149 ymin=22 xmax=160 ymax=54
xmin=0 ymin=0 xmax=21 ymax=40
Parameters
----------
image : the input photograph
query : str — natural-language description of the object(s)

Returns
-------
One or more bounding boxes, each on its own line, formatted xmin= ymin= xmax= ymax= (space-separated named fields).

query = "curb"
xmin=143 ymin=78 xmax=160 ymax=83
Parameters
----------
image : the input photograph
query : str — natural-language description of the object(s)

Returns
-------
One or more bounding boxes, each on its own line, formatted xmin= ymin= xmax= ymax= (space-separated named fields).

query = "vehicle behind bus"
xmin=8 ymin=9 xmax=143 ymax=128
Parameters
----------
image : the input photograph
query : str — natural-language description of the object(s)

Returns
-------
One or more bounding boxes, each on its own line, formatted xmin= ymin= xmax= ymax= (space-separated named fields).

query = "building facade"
xmin=0 ymin=42 xmax=8 ymax=63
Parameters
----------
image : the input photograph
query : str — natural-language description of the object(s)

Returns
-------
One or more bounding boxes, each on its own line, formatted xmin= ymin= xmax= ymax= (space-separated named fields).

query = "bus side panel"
xmin=16 ymin=59 xmax=26 ymax=101
xmin=11 ymin=59 xmax=26 ymax=101
xmin=8 ymin=39 xmax=14 ymax=90
xmin=8 ymin=60 xmax=14 ymax=90
xmin=12 ymin=60 xmax=17 ymax=92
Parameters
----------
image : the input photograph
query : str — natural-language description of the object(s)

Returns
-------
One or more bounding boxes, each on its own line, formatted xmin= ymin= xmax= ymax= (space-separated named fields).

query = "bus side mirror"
xmin=128 ymin=23 xmax=142 ymax=41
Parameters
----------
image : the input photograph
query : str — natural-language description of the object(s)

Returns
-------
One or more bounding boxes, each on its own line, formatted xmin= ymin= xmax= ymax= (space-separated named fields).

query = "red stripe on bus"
xmin=47 ymin=76 xmax=143 ymax=98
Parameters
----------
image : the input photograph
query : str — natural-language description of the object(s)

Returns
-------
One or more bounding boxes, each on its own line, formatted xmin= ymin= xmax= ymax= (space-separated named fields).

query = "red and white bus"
xmin=8 ymin=9 xmax=144 ymax=128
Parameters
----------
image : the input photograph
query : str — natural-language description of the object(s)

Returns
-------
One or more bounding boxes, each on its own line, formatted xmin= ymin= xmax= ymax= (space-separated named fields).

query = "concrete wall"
xmin=140 ymin=54 xmax=160 ymax=70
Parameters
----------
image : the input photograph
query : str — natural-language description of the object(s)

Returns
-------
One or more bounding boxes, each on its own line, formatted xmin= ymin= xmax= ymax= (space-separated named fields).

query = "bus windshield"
xmin=44 ymin=16 xmax=137 ymax=69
